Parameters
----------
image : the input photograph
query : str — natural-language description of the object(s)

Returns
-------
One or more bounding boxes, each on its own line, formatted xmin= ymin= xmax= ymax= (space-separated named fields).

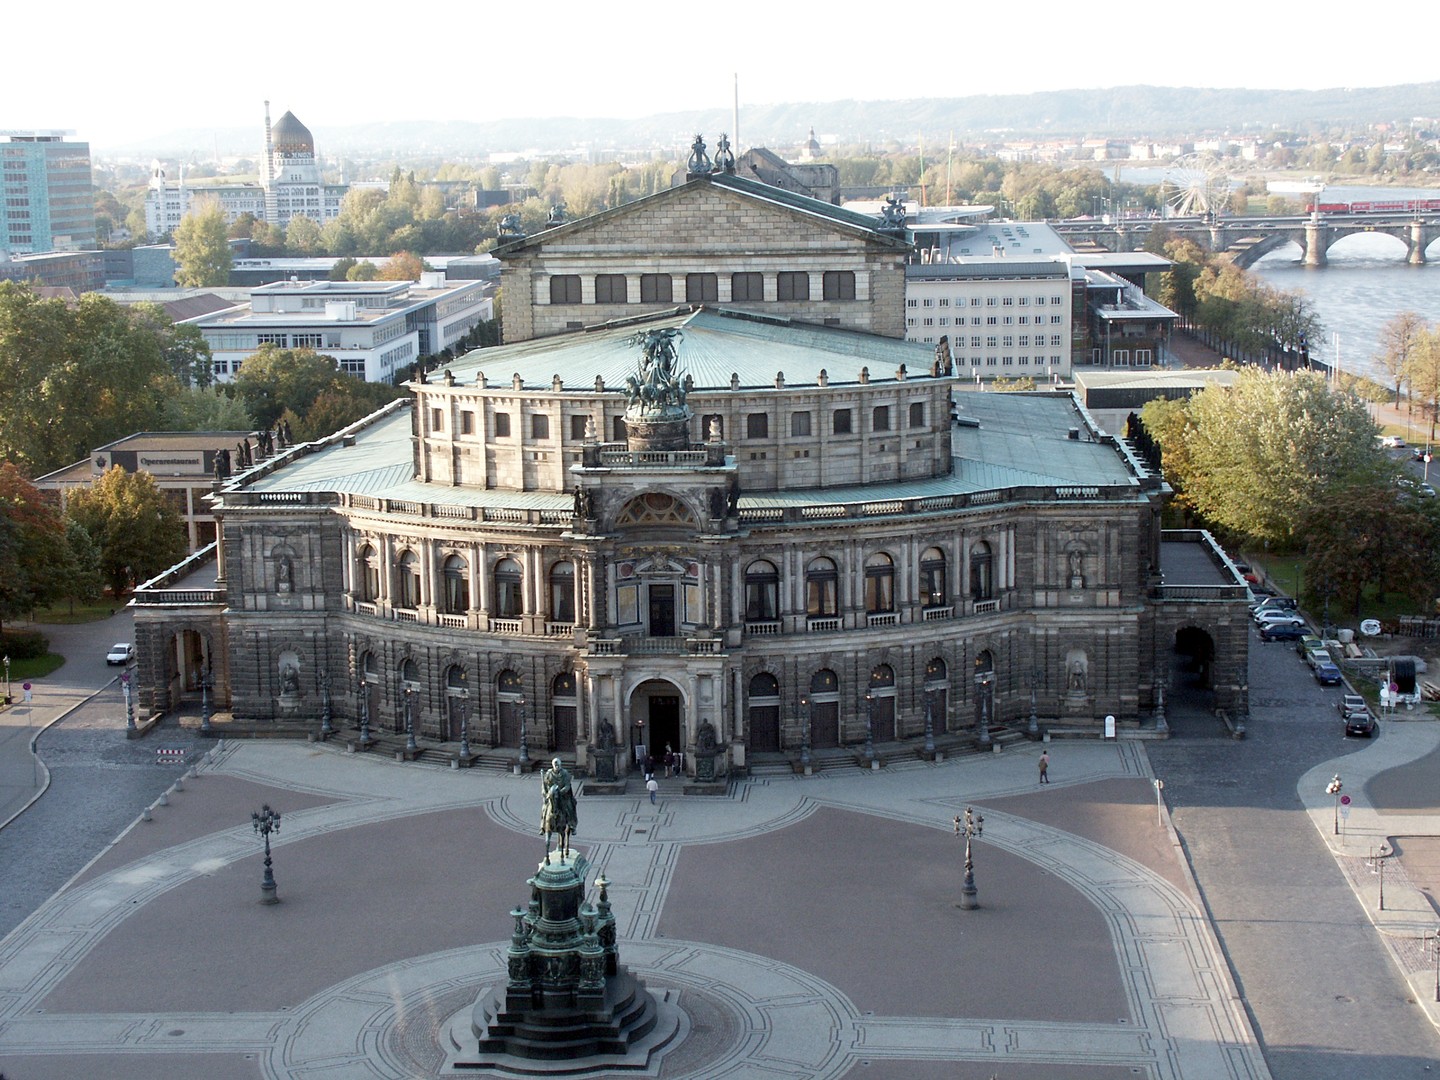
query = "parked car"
xmin=1412 ymin=445 xmax=1431 ymax=462
xmin=1338 ymin=693 xmax=1369 ymax=719
xmin=1380 ymin=434 xmax=1406 ymax=449
xmin=1313 ymin=661 xmax=1343 ymax=686
xmin=1260 ymin=622 xmax=1307 ymax=642
xmin=1255 ymin=611 xmax=1305 ymax=630
xmin=1295 ymin=634 xmax=1323 ymax=658
xmin=1251 ymin=597 xmax=1298 ymax=619
xmin=1304 ymin=647 xmax=1332 ymax=670
xmin=1344 ymin=708 xmax=1377 ymax=737
xmin=106 ymin=642 xmax=135 ymax=666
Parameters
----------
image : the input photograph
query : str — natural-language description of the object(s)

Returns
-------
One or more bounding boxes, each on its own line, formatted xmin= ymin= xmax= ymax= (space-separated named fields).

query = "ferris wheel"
xmin=1161 ymin=154 xmax=1232 ymax=219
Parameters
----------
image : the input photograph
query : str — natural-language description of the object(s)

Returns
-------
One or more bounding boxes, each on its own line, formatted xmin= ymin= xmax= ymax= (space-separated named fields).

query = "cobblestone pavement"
xmin=1149 ymin=621 xmax=1440 ymax=1080
xmin=0 ymin=738 xmax=1266 ymax=1080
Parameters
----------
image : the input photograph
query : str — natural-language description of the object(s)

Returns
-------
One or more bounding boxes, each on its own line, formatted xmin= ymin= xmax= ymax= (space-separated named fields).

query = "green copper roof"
xmin=440 ymin=306 xmax=939 ymax=392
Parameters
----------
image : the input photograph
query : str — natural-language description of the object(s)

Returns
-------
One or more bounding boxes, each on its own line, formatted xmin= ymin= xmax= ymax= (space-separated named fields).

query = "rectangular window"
xmin=986 ymin=336 xmax=998 ymax=348
xmin=1036 ymin=296 xmax=1047 ymax=306
xmin=613 ymin=416 xmax=627 ymax=442
xmin=531 ymin=414 xmax=550 ymax=439
xmin=791 ymin=411 xmax=811 ymax=437
xmin=746 ymin=413 xmax=769 ymax=439
xmin=1051 ymin=315 xmax=1062 ymax=324
xmin=938 ymin=297 xmax=950 ymax=307
xmin=1018 ymin=296 xmax=1029 ymax=306
xmin=909 ymin=402 xmax=925 ymax=428
xmin=1052 ymin=296 xmax=1064 ymax=305
xmin=1002 ymin=336 xmax=1014 ymax=347
xmin=833 ymin=408 xmax=852 ymax=435
xmin=640 ymin=274 xmax=672 ymax=303
xmin=460 ymin=411 xmax=475 ymax=435
xmin=985 ymin=297 xmax=997 ymax=307
xmin=594 ymin=274 xmax=627 ymax=303
xmin=731 ymin=272 xmax=763 ymax=301
xmin=970 ymin=336 xmax=982 ymax=347
xmin=570 ymin=414 xmax=589 ymax=441
xmin=922 ymin=297 xmax=935 ymax=308
xmin=873 ymin=405 xmax=890 ymax=431
xmin=1051 ymin=335 xmax=1063 ymax=347
xmin=776 ymin=271 xmax=810 ymax=301
xmin=686 ymin=273 xmax=718 ymax=302
xmin=1019 ymin=335 xmax=1030 ymax=347
xmin=494 ymin=412 xmax=511 ymax=437
xmin=1002 ymin=297 xmax=1014 ymax=306
xmin=823 ymin=271 xmax=856 ymax=300
xmin=431 ymin=408 xmax=444 ymax=431
xmin=986 ymin=316 xmax=997 ymax=326
xmin=549 ymin=274 xmax=581 ymax=304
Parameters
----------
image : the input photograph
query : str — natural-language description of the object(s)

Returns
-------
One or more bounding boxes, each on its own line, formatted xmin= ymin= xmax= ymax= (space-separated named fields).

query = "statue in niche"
xmin=708 ymin=487 xmax=725 ymax=520
xmin=280 ymin=662 xmax=301 ymax=696
xmin=1068 ymin=658 xmax=1086 ymax=693
xmin=572 ymin=485 xmax=594 ymax=520
xmin=1068 ymin=549 xmax=1085 ymax=588
xmin=596 ymin=717 xmax=616 ymax=750
xmin=276 ymin=554 xmax=293 ymax=593
xmin=695 ymin=720 xmax=718 ymax=754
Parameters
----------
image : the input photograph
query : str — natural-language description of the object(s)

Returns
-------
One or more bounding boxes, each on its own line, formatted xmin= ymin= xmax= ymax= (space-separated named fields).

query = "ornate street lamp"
xmin=121 ymin=670 xmax=135 ymax=733
xmin=923 ymin=687 xmax=936 ymax=756
xmin=1154 ymin=679 xmax=1168 ymax=735
xmin=518 ymin=694 xmax=531 ymax=766
xmin=3 ymin=654 xmax=10 ymax=703
xmin=1326 ymin=774 xmax=1343 ymax=836
xmin=459 ymin=697 xmax=472 ymax=759
xmin=404 ymin=684 xmax=417 ymax=753
xmin=200 ymin=667 xmax=213 ymax=737
xmin=358 ymin=677 xmax=372 ymax=745
xmin=977 ymin=674 xmax=992 ymax=747
xmin=954 ymin=805 xmax=985 ymax=910
xmin=251 ymin=804 xmax=282 ymax=905
xmin=863 ymin=691 xmax=876 ymax=764
xmin=799 ymin=694 xmax=811 ymax=771
xmin=319 ymin=668 xmax=333 ymax=738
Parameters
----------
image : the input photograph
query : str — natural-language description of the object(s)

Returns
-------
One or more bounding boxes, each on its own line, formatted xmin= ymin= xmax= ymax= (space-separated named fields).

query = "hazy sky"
xmin=7 ymin=2 xmax=1434 ymax=148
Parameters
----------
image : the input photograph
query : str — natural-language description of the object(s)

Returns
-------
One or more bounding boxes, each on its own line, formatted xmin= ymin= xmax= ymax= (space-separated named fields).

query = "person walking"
xmin=1038 ymin=750 xmax=1050 ymax=785
xmin=646 ymin=775 xmax=659 ymax=805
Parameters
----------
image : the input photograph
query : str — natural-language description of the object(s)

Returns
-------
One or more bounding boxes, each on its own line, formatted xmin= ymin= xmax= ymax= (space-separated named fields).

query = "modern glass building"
xmin=1 ymin=130 xmax=96 ymax=254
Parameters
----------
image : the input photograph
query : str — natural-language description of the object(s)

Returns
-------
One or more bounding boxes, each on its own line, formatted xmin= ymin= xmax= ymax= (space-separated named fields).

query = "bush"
xmin=0 ymin=628 xmax=50 ymax=660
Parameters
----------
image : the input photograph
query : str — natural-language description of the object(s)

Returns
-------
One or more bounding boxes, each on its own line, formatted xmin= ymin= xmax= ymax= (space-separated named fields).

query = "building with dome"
xmin=130 ymin=298 xmax=1250 ymax=774
xmin=143 ymin=104 xmax=352 ymax=239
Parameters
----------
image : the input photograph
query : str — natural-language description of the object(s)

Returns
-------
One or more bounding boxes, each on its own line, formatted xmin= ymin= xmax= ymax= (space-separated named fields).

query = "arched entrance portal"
xmin=630 ymin=678 xmax=685 ymax=758
xmin=1168 ymin=625 xmax=1218 ymax=732
xmin=165 ymin=629 xmax=213 ymax=708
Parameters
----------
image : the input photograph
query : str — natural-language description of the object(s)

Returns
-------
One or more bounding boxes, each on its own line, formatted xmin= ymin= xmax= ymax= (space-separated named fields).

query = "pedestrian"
xmin=1038 ymin=750 xmax=1050 ymax=784
xmin=663 ymin=743 xmax=674 ymax=777
xmin=644 ymin=754 xmax=655 ymax=781
xmin=646 ymin=775 xmax=658 ymax=805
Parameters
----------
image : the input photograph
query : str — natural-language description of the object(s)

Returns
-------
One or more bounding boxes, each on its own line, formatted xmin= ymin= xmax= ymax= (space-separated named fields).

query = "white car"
xmin=1255 ymin=612 xmax=1305 ymax=630
xmin=1380 ymin=435 xmax=1406 ymax=449
xmin=106 ymin=643 xmax=135 ymax=665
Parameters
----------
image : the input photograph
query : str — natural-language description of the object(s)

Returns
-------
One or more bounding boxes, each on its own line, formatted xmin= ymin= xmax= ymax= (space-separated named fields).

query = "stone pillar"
xmin=1303 ymin=221 xmax=1328 ymax=268
xmin=1408 ymin=222 xmax=1430 ymax=266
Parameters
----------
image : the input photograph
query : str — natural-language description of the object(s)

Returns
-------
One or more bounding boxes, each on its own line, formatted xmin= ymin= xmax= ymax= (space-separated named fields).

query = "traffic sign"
xmin=1340 ymin=794 xmax=1352 ymax=805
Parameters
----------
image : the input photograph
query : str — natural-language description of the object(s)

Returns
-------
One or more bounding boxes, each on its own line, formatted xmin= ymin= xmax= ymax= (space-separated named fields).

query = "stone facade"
xmin=496 ymin=174 xmax=909 ymax=344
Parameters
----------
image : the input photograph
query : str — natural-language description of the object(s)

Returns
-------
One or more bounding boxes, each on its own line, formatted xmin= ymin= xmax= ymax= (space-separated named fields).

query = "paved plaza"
xmin=0 ymin=736 xmax=1270 ymax=1080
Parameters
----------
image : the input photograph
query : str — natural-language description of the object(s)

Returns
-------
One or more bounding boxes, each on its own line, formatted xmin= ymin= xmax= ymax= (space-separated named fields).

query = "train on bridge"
xmin=1305 ymin=198 xmax=1440 ymax=215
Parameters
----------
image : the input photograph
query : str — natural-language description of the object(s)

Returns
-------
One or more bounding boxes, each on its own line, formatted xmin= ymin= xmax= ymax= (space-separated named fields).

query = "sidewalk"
xmin=1300 ymin=722 xmax=1440 ymax=1026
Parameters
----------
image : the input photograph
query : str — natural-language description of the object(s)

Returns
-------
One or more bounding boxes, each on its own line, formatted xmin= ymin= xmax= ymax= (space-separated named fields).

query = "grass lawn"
xmin=5 ymin=654 xmax=65 ymax=682
xmin=28 ymin=599 xmax=125 ymax=625
xmin=1247 ymin=551 xmax=1425 ymax=625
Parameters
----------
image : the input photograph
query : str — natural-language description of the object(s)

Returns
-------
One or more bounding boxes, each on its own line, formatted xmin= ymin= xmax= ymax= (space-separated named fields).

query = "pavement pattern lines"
xmin=0 ymin=739 xmax=1270 ymax=1079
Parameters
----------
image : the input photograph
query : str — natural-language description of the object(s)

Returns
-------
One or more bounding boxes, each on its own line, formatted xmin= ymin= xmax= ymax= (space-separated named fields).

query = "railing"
xmin=131 ymin=588 xmax=226 ymax=606
xmin=545 ymin=621 xmax=576 ymax=637
xmin=489 ymin=617 xmax=522 ymax=634
xmin=745 ymin=621 xmax=781 ymax=636
xmin=438 ymin=613 xmax=468 ymax=629
xmin=807 ymin=617 xmax=841 ymax=632
xmin=396 ymin=609 xmax=419 ymax=623
xmin=583 ymin=635 xmax=723 ymax=656
xmin=1152 ymin=584 xmax=1251 ymax=601
xmin=355 ymin=601 xmax=378 ymax=616
xmin=867 ymin=612 xmax=899 ymax=627
xmin=596 ymin=448 xmax=710 ymax=468
xmin=972 ymin=599 xmax=1000 ymax=614
xmin=922 ymin=606 xmax=954 ymax=621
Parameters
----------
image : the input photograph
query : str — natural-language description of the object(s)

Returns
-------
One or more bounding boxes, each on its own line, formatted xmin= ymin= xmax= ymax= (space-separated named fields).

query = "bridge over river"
xmin=1054 ymin=214 xmax=1440 ymax=268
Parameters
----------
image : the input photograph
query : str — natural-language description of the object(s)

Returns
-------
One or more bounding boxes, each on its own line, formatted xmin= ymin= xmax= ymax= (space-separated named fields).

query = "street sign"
xmin=1341 ymin=805 xmax=1351 ymax=819
xmin=1340 ymin=794 xmax=1352 ymax=805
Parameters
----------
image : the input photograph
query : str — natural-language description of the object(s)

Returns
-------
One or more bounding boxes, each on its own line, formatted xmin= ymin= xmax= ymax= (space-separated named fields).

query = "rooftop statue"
xmin=880 ymin=193 xmax=907 ymax=230
xmin=714 ymin=133 xmax=736 ymax=175
xmin=686 ymin=133 xmax=712 ymax=178
xmin=624 ymin=328 xmax=687 ymax=413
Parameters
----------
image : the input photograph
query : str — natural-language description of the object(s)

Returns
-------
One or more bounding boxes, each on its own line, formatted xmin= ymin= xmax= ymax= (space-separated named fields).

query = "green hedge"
xmin=0 ymin=629 xmax=51 ymax=660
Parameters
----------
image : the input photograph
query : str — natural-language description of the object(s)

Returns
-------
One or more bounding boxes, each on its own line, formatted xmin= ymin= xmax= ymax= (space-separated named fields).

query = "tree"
xmin=329 ymin=256 xmax=358 ymax=281
xmin=228 ymin=346 xmax=341 ymax=429
xmin=1302 ymin=484 xmax=1435 ymax=615
xmin=284 ymin=379 xmax=407 ymax=442
xmin=285 ymin=215 xmax=325 ymax=256
xmin=1406 ymin=327 xmax=1440 ymax=446
xmin=173 ymin=199 xmax=232 ymax=287
xmin=65 ymin=467 xmax=186 ymax=597
xmin=377 ymin=251 xmax=426 ymax=281
xmin=130 ymin=303 xmax=213 ymax=388
xmin=1378 ymin=311 xmax=1426 ymax=408
xmin=0 ymin=284 xmax=178 ymax=474
xmin=160 ymin=385 xmax=255 ymax=432
xmin=347 ymin=260 xmax=379 ymax=281
xmin=1170 ymin=368 xmax=1382 ymax=548
xmin=0 ymin=463 xmax=68 ymax=628
xmin=57 ymin=518 xmax=104 ymax=614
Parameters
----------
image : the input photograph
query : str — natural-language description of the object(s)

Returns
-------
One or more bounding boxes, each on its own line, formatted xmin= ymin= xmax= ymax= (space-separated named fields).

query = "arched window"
xmin=970 ymin=541 xmax=994 ymax=601
xmin=444 ymin=664 xmax=468 ymax=740
xmin=549 ymin=561 xmax=575 ymax=623
xmin=395 ymin=550 xmax=421 ymax=609
xmin=864 ymin=552 xmax=895 ymax=614
xmin=806 ymin=557 xmax=838 ymax=619
xmin=358 ymin=544 xmax=380 ymax=602
xmin=497 ymin=669 xmax=524 ymax=748
xmin=867 ymin=664 xmax=896 ymax=741
xmin=920 ymin=547 xmax=947 ymax=608
xmin=744 ymin=560 xmax=779 ymax=623
xmin=494 ymin=557 xmax=522 ymax=617
xmin=924 ymin=657 xmax=949 ymax=736
xmin=552 ymin=672 xmax=577 ymax=750
xmin=442 ymin=554 xmax=469 ymax=614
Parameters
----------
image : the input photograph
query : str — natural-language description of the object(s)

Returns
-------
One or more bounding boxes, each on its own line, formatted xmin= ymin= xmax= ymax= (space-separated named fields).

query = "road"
xmin=1149 ymin=621 xmax=1440 ymax=1079
xmin=0 ymin=610 xmax=213 ymax=938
